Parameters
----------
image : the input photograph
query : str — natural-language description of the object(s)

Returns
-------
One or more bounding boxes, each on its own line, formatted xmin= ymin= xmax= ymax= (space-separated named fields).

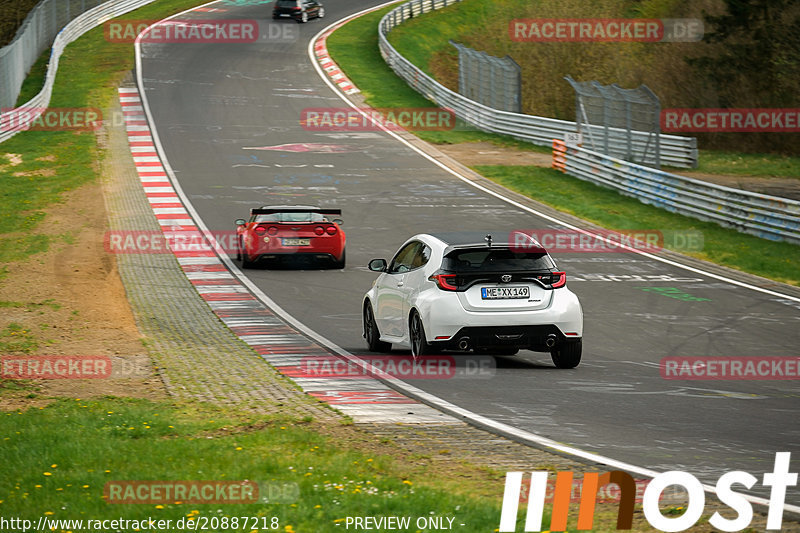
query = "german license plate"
xmin=282 ymin=238 xmax=310 ymax=246
xmin=481 ymin=286 xmax=529 ymax=299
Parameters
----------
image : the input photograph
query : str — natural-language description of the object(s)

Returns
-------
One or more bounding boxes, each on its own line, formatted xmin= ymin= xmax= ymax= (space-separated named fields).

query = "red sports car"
xmin=235 ymin=206 xmax=345 ymax=268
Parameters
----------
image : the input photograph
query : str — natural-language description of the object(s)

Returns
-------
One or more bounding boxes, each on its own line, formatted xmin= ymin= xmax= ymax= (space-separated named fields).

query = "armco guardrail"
xmin=552 ymin=140 xmax=800 ymax=245
xmin=378 ymin=0 xmax=698 ymax=169
xmin=0 ymin=0 xmax=158 ymax=144
xmin=1 ymin=0 xmax=104 ymax=111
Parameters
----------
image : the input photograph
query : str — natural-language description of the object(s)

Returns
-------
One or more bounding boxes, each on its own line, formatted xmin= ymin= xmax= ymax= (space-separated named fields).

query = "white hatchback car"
xmin=362 ymin=232 xmax=584 ymax=368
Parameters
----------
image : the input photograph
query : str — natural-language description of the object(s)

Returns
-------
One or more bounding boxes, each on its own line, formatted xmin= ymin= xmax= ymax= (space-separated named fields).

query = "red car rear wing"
xmin=250 ymin=208 xmax=342 ymax=216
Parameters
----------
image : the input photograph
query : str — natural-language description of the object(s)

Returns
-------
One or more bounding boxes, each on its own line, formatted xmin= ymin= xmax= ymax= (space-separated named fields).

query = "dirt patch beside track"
xmin=0 ymin=177 xmax=167 ymax=410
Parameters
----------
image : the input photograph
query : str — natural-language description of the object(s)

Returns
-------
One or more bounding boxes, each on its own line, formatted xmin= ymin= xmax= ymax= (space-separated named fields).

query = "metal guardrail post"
xmin=555 ymin=142 xmax=800 ymax=244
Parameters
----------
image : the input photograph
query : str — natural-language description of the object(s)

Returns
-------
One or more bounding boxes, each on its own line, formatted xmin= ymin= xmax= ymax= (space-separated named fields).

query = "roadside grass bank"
xmin=689 ymin=151 xmax=800 ymax=179
xmin=0 ymin=0 xmax=217 ymax=266
xmin=382 ymin=0 xmax=800 ymax=179
xmin=0 ymin=397 xmax=505 ymax=532
xmin=326 ymin=6 xmax=550 ymax=153
xmin=383 ymin=0 xmax=800 ymax=158
xmin=327 ymin=6 xmax=800 ymax=287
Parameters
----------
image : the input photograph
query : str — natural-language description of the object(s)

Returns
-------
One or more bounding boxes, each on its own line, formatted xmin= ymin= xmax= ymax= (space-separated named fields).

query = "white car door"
xmin=374 ymin=242 xmax=420 ymax=338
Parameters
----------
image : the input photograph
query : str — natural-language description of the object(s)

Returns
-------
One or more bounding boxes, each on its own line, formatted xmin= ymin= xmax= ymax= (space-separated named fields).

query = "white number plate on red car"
xmin=282 ymin=238 xmax=310 ymax=246
xmin=481 ymin=286 xmax=529 ymax=299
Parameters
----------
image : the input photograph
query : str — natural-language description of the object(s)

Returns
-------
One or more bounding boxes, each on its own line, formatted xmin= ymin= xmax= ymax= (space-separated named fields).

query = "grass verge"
xmin=338 ymin=1 xmax=800 ymax=178
xmin=327 ymin=5 xmax=800 ymax=286
xmin=0 ymin=398 xmax=504 ymax=532
xmin=0 ymin=0 xmax=223 ymax=264
xmin=326 ymin=5 xmax=549 ymax=152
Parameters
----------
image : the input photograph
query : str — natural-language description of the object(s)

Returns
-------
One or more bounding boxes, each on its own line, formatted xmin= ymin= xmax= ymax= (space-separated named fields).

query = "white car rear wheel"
xmin=410 ymin=312 xmax=433 ymax=358
xmin=550 ymin=339 xmax=582 ymax=369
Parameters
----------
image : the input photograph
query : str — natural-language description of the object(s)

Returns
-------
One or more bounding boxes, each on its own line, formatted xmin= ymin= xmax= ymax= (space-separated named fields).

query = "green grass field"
xmin=0 ymin=398 xmax=504 ymax=532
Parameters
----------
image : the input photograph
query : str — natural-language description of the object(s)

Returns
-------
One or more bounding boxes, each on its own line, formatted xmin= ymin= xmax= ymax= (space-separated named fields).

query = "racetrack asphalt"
xmin=135 ymin=0 xmax=800 ymax=499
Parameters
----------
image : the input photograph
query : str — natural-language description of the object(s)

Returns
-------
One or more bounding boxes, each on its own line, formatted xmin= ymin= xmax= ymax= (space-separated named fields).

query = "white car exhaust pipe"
xmin=545 ymin=334 xmax=557 ymax=348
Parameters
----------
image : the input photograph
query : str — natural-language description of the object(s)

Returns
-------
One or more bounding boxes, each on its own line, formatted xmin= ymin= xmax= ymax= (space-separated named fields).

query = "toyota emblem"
xmin=500 ymin=274 xmax=512 ymax=283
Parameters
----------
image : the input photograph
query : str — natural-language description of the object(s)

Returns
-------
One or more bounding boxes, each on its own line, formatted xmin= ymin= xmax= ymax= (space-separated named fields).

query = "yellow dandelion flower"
xmin=235 ymin=447 xmax=243 ymax=451
xmin=43 ymin=472 xmax=52 ymax=476
xmin=44 ymin=512 xmax=53 ymax=515
xmin=154 ymin=505 xmax=164 ymax=510
xmin=402 ymin=480 xmax=413 ymax=485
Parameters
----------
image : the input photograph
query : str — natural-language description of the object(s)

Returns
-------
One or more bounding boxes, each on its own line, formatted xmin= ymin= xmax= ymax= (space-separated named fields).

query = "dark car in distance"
xmin=273 ymin=0 xmax=324 ymax=23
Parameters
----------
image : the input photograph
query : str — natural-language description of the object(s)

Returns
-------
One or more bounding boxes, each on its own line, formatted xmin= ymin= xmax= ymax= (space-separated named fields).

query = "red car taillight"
xmin=254 ymin=225 xmax=266 ymax=235
xmin=314 ymin=226 xmax=325 ymax=236
xmin=551 ymin=271 xmax=566 ymax=288
xmin=267 ymin=226 xmax=278 ymax=236
xmin=325 ymin=225 xmax=337 ymax=236
xmin=429 ymin=273 xmax=458 ymax=291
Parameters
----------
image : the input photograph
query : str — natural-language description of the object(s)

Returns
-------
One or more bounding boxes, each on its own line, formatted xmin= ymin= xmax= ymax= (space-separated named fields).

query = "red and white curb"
xmin=313 ymin=26 xmax=359 ymax=95
xmin=117 ymin=87 xmax=453 ymax=424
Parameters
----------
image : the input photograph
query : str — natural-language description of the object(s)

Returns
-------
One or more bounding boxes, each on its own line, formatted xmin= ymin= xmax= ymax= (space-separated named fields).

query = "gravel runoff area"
xmin=100 ymin=76 xmax=800 ymax=531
